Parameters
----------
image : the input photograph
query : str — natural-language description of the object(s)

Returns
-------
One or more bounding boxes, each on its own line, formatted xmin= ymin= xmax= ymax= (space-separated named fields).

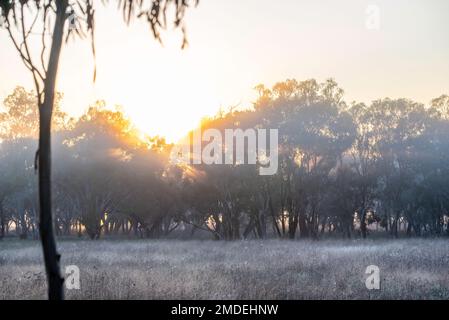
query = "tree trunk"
xmin=298 ymin=213 xmax=308 ymax=238
xmin=391 ymin=211 xmax=399 ymax=238
xmin=267 ymin=195 xmax=281 ymax=237
xmin=288 ymin=212 xmax=298 ymax=239
xmin=242 ymin=216 xmax=255 ymax=239
xmin=406 ymin=221 xmax=412 ymax=237
xmin=38 ymin=0 xmax=67 ymax=300
xmin=360 ymin=208 xmax=367 ymax=239
xmin=0 ymin=201 xmax=5 ymax=240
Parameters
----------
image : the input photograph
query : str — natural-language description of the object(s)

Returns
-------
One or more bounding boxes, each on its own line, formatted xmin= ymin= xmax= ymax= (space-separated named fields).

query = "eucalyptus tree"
xmin=0 ymin=137 xmax=37 ymax=238
xmin=368 ymin=98 xmax=428 ymax=237
xmin=118 ymin=140 xmax=179 ymax=239
xmin=0 ymin=86 xmax=67 ymax=140
xmin=347 ymin=102 xmax=378 ymax=238
xmin=1 ymin=0 xmax=198 ymax=299
xmin=252 ymin=79 xmax=356 ymax=238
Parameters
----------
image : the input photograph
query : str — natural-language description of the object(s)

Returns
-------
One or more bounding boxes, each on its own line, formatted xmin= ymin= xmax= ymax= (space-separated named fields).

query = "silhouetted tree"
xmin=0 ymin=0 xmax=198 ymax=300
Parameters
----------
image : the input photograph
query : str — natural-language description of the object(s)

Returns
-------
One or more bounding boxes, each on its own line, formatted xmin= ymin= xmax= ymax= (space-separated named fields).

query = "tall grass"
xmin=1 ymin=239 xmax=448 ymax=299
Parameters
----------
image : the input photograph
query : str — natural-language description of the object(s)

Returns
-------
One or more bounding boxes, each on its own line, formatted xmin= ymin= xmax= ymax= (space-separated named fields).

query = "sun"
xmin=86 ymin=33 xmax=222 ymax=144
xmin=123 ymin=77 xmax=220 ymax=143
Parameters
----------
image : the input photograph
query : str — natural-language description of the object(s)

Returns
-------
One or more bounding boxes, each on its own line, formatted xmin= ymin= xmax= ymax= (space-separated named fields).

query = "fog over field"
xmin=1 ymin=239 xmax=448 ymax=300
xmin=1 ymin=0 xmax=449 ymax=301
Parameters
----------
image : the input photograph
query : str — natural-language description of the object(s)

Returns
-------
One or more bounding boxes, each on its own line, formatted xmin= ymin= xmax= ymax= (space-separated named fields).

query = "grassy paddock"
xmin=0 ymin=239 xmax=448 ymax=299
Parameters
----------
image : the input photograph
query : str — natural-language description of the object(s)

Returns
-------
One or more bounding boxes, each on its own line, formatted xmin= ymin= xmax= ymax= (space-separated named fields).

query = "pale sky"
xmin=1 ymin=0 xmax=449 ymax=142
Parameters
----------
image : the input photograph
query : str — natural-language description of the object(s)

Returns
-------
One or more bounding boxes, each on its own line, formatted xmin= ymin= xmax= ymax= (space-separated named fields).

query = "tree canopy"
xmin=1 ymin=80 xmax=448 ymax=241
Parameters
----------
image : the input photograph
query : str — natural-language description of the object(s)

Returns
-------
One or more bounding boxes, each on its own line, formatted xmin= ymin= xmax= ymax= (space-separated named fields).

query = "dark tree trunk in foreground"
xmin=38 ymin=0 xmax=67 ymax=300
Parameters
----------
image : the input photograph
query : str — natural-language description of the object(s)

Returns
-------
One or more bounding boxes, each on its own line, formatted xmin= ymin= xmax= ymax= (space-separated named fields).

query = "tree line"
xmin=1 ymin=80 xmax=448 ymax=240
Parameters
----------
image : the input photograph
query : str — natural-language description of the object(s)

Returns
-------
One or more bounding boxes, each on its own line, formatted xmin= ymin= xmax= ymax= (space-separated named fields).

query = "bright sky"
xmin=1 ymin=0 xmax=449 ymax=142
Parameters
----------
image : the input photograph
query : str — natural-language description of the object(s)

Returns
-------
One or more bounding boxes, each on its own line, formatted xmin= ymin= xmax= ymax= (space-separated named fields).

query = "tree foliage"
xmin=2 ymin=80 xmax=448 ymax=241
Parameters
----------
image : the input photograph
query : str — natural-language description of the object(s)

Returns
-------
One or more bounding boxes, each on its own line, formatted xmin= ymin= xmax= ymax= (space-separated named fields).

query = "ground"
xmin=0 ymin=239 xmax=448 ymax=299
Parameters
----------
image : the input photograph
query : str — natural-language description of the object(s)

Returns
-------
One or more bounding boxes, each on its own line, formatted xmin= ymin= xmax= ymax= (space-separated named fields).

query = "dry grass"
xmin=1 ymin=239 xmax=448 ymax=299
